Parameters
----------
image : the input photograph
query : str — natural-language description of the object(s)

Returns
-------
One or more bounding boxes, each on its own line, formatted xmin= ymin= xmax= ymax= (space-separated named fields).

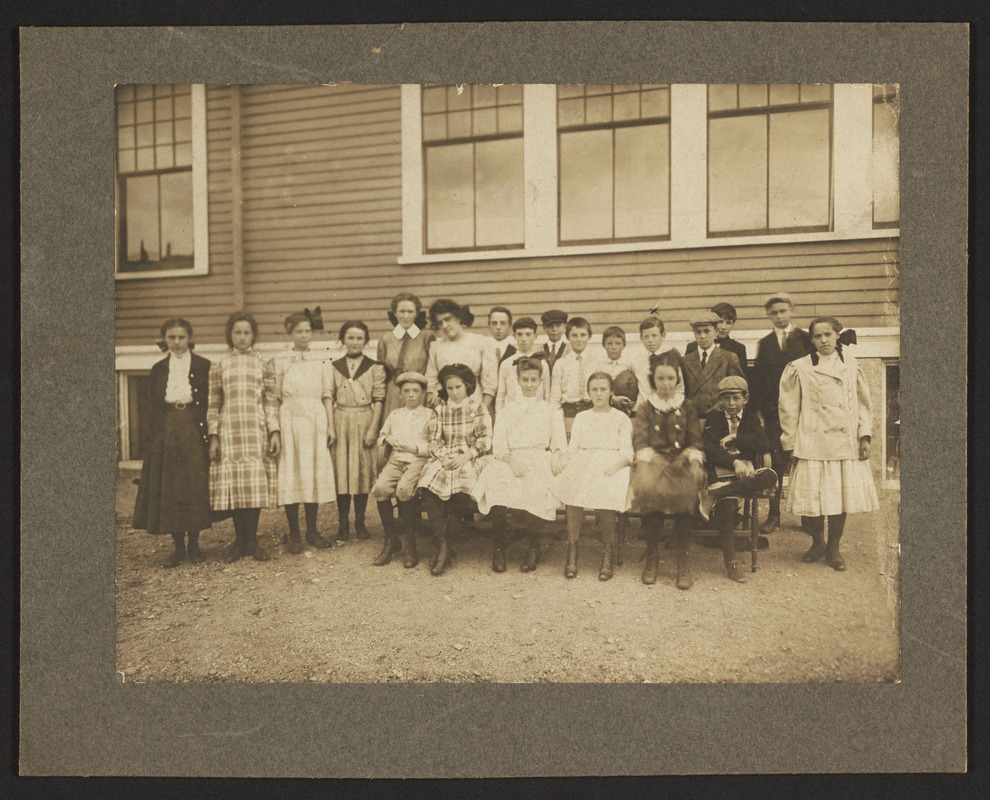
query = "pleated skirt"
xmin=332 ymin=406 xmax=378 ymax=495
xmin=786 ymin=458 xmax=879 ymax=517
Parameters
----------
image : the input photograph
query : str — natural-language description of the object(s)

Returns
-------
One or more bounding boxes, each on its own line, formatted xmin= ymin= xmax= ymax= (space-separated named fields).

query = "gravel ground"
xmin=116 ymin=471 xmax=900 ymax=684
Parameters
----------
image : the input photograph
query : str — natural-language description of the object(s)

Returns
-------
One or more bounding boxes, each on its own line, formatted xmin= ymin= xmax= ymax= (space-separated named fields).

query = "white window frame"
xmin=115 ymin=83 xmax=209 ymax=280
xmin=399 ymin=83 xmax=899 ymax=265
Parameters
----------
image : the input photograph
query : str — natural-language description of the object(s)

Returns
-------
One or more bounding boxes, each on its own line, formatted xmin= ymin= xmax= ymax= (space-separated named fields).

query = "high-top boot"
xmin=336 ymin=494 xmax=351 ymax=541
xmin=240 ymin=509 xmax=269 ymax=562
xmin=304 ymin=503 xmax=329 ymax=549
xmin=641 ymin=514 xmax=663 ymax=585
xmin=801 ymin=516 xmax=826 ymax=563
xmin=598 ymin=510 xmax=617 ymax=581
xmin=285 ymin=504 xmax=304 ymax=554
xmin=715 ymin=500 xmax=746 ymax=583
xmin=165 ymin=532 xmax=186 ymax=568
xmin=491 ymin=507 xmax=507 ymax=573
xmin=760 ymin=494 xmax=781 ymax=534
xmin=520 ymin=534 xmax=541 ymax=573
xmin=396 ymin=500 xmax=419 ymax=568
xmin=186 ymin=532 xmax=204 ymax=564
xmin=825 ymin=513 xmax=847 ymax=571
xmin=353 ymin=493 xmax=371 ymax=539
xmin=675 ymin=515 xmax=693 ymax=590
xmin=431 ymin=528 xmax=452 ymax=576
xmin=224 ymin=517 xmax=245 ymax=563
xmin=373 ymin=500 xmax=402 ymax=566
xmin=564 ymin=542 xmax=579 ymax=579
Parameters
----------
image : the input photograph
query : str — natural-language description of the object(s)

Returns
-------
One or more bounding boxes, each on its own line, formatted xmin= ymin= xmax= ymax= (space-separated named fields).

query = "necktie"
xmin=576 ymin=354 xmax=584 ymax=398
xmin=778 ymin=330 xmax=787 ymax=351
xmin=396 ymin=332 xmax=410 ymax=374
xmin=729 ymin=413 xmax=739 ymax=435
xmin=700 ymin=350 xmax=708 ymax=370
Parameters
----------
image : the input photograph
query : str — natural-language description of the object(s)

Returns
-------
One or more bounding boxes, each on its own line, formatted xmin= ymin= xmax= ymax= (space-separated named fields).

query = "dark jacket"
xmin=681 ymin=347 xmax=744 ymax=417
xmin=750 ymin=327 xmax=813 ymax=425
xmin=702 ymin=407 xmax=771 ymax=484
xmin=686 ymin=337 xmax=748 ymax=378
xmin=632 ymin=397 xmax=703 ymax=455
xmin=143 ymin=352 xmax=211 ymax=455
xmin=542 ymin=341 xmax=567 ymax=374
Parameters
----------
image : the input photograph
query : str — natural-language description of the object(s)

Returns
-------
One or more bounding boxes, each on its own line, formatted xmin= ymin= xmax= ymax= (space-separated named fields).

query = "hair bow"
xmin=304 ymin=306 xmax=324 ymax=332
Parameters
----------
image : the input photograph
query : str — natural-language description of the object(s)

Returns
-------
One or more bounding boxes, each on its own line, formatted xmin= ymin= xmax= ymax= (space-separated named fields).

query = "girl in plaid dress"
xmin=208 ymin=312 xmax=281 ymax=562
xmin=417 ymin=364 xmax=493 ymax=576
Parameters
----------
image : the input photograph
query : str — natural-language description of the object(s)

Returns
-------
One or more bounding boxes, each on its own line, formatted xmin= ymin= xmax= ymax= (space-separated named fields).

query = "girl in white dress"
xmin=552 ymin=372 xmax=634 ymax=580
xmin=274 ymin=309 xmax=335 ymax=554
xmin=472 ymin=358 xmax=567 ymax=573
xmin=778 ymin=317 xmax=879 ymax=571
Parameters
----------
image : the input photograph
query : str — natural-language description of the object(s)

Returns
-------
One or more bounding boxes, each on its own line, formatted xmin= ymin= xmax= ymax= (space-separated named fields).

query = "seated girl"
xmin=472 ymin=358 xmax=567 ymax=574
xmin=416 ymin=364 xmax=493 ymax=576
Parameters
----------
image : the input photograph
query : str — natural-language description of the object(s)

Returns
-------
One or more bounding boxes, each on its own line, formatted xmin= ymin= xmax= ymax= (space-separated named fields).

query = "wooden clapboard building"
xmin=114 ymin=83 xmax=901 ymax=486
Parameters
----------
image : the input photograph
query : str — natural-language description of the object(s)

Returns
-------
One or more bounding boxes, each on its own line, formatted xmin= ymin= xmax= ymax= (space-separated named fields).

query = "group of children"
xmin=133 ymin=292 xmax=879 ymax=589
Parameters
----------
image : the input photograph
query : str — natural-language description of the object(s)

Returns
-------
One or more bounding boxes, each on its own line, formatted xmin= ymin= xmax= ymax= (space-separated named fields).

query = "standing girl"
xmin=208 ymin=312 xmax=281 ymax=562
xmin=133 ymin=318 xmax=213 ymax=567
xmin=551 ymin=372 xmax=634 ymax=581
xmin=472 ymin=357 xmax=567 ymax=573
xmin=628 ymin=353 xmax=706 ymax=589
xmin=424 ymin=299 xmax=498 ymax=414
xmin=331 ymin=320 xmax=386 ymax=541
xmin=417 ymin=364 xmax=493 ymax=576
xmin=778 ymin=318 xmax=878 ymax=571
xmin=274 ymin=309 xmax=335 ymax=554
xmin=377 ymin=292 xmax=434 ymax=419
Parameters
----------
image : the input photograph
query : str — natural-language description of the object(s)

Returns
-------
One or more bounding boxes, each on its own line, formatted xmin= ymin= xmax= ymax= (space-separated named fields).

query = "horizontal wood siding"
xmin=117 ymin=85 xmax=899 ymax=348
xmin=114 ymin=85 xmax=236 ymax=346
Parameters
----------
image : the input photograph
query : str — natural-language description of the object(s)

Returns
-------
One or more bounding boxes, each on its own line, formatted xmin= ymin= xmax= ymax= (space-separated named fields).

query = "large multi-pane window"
xmin=421 ymin=84 xmax=525 ymax=252
xmin=557 ymin=84 xmax=671 ymax=244
xmin=872 ymin=84 xmax=900 ymax=229
xmin=707 ymin=84 xmax=833 ymax=236
xmin=116 ymin=85 xmax=195 ymax=273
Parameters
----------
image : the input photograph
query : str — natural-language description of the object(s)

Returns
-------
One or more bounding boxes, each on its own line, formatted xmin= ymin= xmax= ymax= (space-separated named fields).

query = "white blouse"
xmin=164 ymin=352 xmax=193 ymax=404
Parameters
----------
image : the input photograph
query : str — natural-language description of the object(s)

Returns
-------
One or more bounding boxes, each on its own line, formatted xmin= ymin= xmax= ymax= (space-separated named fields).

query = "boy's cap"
xmin=394 ymin=371 xmax=428 ymax=388
xmin=710 ymin=302 xmax=737 ymax=320
xmin=717 ymin=376 xmax=749 ymax=396
xmin=513 ymin=316 xmax=538 ymax=332
xmin=764 ymin=291 xmax=794 ymax=309
xmin=541 ymin=309 xmax=567 ymax=325
xmin=689 ymin=311 xmax=722 ymax=328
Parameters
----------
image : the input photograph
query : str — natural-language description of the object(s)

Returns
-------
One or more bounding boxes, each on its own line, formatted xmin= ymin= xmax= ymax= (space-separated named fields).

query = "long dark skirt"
xmin=628 ymin=450 xmax=705 ymax=516
xmin=133 ymin=406 xmax=212 ymax=535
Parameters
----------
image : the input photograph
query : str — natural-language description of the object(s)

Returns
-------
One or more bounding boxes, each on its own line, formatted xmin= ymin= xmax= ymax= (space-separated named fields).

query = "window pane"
xmin=136 ymin=122 xmax=154 ymax=148
xmin=118 ymin=126 xmax=135 ymax=150
xmin=473 ymin=84 xmax=497 ymax=108
xmin=614 ymin=91 xmax=640 ymax=122
xmin=117 ymin=85 xmax=135 ymax=102
xmin=155 ymin=96 xmax=173 ymax=122
xmin=425 ymin=143 xmax=475 ymax=250
xmin=173 ymin=92 xmax=191 ymax=119
xmin=800 ymin=83 xmax=831 ymax=103
xmin=475 ymin=139 xmax=524 ymax=248
xmin=614 ymin=124 xmax=669 ymax=239
xmin=447 ymin=110 xmax=471 ymax=138
xmin=155 ymin=120 xmax=173 ymax=145
xmin=738 ymin=84 xmax=767 ymax=108
xmin=708 ymin=84 xmax=737 ymax=112
xmin=117 ymin=102 xmax=134 ymax=126
xmin=557 ymin=97 xmax=585 ymax=127
xmin=118 ymin=148 xmax=135 ymax=173
xmin=497 ymin=84 xmax=522 ymax=105
xmin=156 ymin=145 xmax=174 ymax=169
xmin=641 ymin=88 xmax=669 ymax=118
xmin=135 ymin=85 xmax=153 ymax=100
xmin=447 ymin=85 xmax=471 ymax=111
xmin=136 ymin=99 xmax=154 ymax=124
xmin=769 ymin=84 xmax=800 ymax=105
xmin=174 ymin=143 xmax=193 ymax=167
xmin=586 ymin=95 xmax=612 ymax=125
xmin=497 ymin=104 xmax=522 ymax=134
xmin=557 ymin=84 xmax=584 ymax=100
xmin=125 ymin=174 xmax=160 ymax=262
xmin=136 ymin=147 xmax=155 ymax=172
xmin=768 ymin=108 xmax=831 ymax=229
xmin=422 ymin=86 xmax=446 ymax=113
xmin=586 ymin=84 xmax=612 ymax=96
xmin=873 ymin=99 xmax=900 ymax=226
xmin=708 ymin=115 xmax=768 ymax=232
xmin=473 ymin=107 xmax=497 ymax=137
xmin=174 ymin=119 xmax=192 ymax=144
xmin=422 ymin=114 xmax=446 ymax=141
xmin=559 ymin=129 xmax=613 ymax=241
xmin=159 ymin=171 xmax=194 ymax=259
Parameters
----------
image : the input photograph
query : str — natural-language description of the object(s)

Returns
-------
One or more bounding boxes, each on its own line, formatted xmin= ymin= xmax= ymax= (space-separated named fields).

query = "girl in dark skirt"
xmin=132 ymin=318 xmax=213 ymax=567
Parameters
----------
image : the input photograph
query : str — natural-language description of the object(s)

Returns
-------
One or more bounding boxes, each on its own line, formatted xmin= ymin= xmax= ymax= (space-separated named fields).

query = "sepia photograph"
xmin=112 ymin=80 xmax=901 ymax=684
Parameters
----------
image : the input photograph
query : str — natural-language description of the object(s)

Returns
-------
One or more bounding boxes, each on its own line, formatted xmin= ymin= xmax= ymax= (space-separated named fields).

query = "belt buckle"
xmin=175 ymin=401 xmax=187 ymax=410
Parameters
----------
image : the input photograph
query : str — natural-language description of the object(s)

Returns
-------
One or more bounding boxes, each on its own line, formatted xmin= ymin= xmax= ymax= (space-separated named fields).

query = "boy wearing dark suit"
xmin=681 ymin=312 xmax=744 ymax=419
xmin=702 ymin=376 xmax=777 ymax=583
xmin=750 ymin=292 xmax=813 ymax=533
xmin=540 ymin=309 xmax=569 ymax=373
xmin=686 ymin=302 xmax=748 ymax=378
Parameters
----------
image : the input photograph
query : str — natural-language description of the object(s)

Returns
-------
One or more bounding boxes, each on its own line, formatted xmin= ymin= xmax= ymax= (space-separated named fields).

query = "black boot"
xmin=641 ymin=514 xmax=663 ymax=585
xmin=491 ymin=507 xmax=508 ymax=573
xmin=354 ymin=493 xmax=370 ymax=539
xmin=400 ymin=521 xmax=419 ymax=568
xmin=760 ymin=495 xmax=781 ymax=534
xmin=165 ymin=532 xmax=186 ymax=568
xmin=675 ymin=515 xmax=693 ymax=590
xmin=336 ymin=494 xmax=351 ymax=541
xmin=520 ymin=534 xmax=541 ymax=573
xmin=304 ymin=503 xmax=329 ymax=549
xmin=373 ymin=502 xmax=401 ymax=566
xmin=564 ymin=541 xmax=579 ymax=579
xmin=826 ymin=513 xmax=847 ymax=571
xmin=715 ymin=501 xmax=746 ymax=583
xmin=285 ymin=504 xmax=304 ymax=554
xmin=186 ymin=532 xmax=204 ymax=564
xmin=801 ymin=516 xmax=826 ymax=562
xmin=431 ymin=530 xmax=452 ymax=576
xmin=241 ymin=509 xmax=269 ymax=562
xmin=598 ymin=544 xmax=615 ymax=581
xmin=224 ymin=516 xmax=244 ymax=563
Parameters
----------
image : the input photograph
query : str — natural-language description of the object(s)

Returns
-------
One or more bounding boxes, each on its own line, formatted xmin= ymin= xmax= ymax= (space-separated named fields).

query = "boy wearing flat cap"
xmin=750 ymin=292 xmax=813 ymax=533
xmin=702 ymin=376 xmax=777 ymax=583
xmin=540 ymin=309 xmax=570 ymax=374
xmin=686 ymin=301 xmax=748 ymax=379
xmin=681 ymin=311 xmax=745 ymax=420
xmin=370 ymin=371 xmax=435 ymax=569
